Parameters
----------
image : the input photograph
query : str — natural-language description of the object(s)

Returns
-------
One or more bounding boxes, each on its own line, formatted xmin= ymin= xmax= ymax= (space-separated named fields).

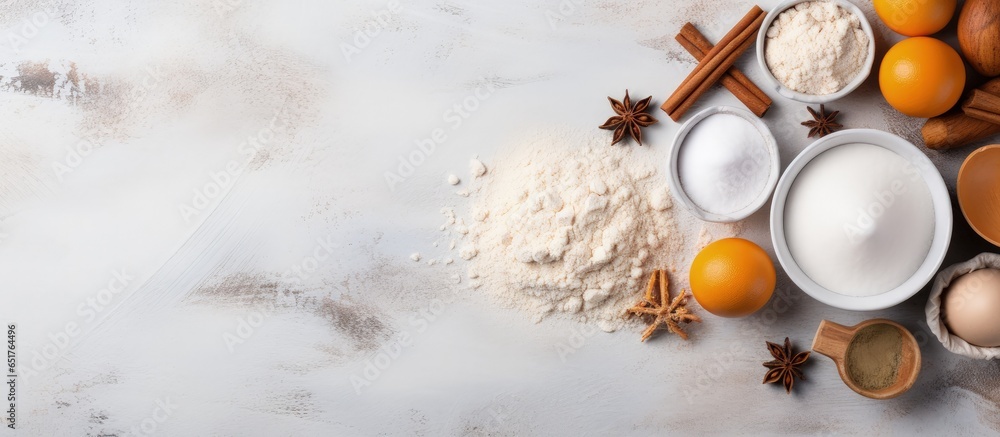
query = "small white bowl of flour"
xmin=756 ymin=0 xmax=875 ymax=103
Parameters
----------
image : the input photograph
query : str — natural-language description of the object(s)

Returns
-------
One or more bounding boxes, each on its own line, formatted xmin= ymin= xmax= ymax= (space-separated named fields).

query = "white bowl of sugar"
xmin=755 ymin=0 xmax=876 ymax=103
xmin=667 ymin=106 xmax=780 ymax=223
xmin=770 ymin=129 xmax=953 ymax=311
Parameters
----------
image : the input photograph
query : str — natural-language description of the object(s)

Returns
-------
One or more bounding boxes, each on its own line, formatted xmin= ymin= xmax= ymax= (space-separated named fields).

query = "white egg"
xmin=944 ymin=268 xmax=1000 ymax=347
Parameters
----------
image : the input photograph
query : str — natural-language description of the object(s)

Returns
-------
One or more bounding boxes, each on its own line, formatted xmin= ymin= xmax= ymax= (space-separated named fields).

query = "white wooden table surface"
xmin=1 ymin=0 xmax=998 ymax=435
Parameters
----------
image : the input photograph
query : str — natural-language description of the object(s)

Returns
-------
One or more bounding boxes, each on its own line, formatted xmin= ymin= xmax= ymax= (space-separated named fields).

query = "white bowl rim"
xmin=769 ymin=129 xmax=953 ymax=311
xmin=667 ymin=105 xmax=781 ymax=223
xmin=755 ymin=0 xmax=877 ymax=104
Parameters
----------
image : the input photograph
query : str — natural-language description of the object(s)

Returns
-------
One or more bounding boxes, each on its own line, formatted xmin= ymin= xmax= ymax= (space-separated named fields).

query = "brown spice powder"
xmin=845 ymin=324 xmax=903 ymax=391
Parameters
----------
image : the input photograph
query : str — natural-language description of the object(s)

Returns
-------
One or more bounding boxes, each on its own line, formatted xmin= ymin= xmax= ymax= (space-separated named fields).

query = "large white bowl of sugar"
xmin=770 ymin=129 xmax=952 ymax=311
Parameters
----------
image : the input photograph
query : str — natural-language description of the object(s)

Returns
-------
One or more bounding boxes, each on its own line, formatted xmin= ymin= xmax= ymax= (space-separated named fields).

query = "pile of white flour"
xmin=452 ymin=133 xmax=684 ymax=332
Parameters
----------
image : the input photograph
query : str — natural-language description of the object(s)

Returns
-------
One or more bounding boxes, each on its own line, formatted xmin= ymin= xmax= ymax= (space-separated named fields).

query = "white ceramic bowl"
xmin=755 ymin=0 xmax=876 ymax=103
xmin=668 ymin=106 xmax=780 ymax=223
xmin=770 ymin=129 xmax=953 ymax=311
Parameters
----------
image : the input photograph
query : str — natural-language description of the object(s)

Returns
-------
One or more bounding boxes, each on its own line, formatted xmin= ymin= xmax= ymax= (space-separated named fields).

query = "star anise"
xmin=599 ymin=90 xmax=658 ymax=146
xmin=625 ymin=269 xmax=701 ymax=341
xmin=763 ymin=337 xmax=811 ymax=394
xmin=800 ymin=104 xmax=842 ymax=138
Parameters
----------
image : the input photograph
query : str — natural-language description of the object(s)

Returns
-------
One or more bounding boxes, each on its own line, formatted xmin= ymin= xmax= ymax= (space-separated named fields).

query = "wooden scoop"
xmin=811 ymin=319 xmax=921 ymax=399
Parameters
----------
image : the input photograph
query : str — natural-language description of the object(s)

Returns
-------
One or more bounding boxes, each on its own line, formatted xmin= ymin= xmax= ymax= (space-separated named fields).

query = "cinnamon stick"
xmin=679 ymin=23 xmax=771 ymax=109
xmin=676 ymin=23 xmax=771 ymax=117
xmin=672 ymin=29 xmax=761 ymax=121
xmin=662 ymin=5 xmax=765 ymax=121
xmin=924 ymin=78 xmax=1000 ymax=150
xmin=962 ymin=89 xmax=1000 ymax=125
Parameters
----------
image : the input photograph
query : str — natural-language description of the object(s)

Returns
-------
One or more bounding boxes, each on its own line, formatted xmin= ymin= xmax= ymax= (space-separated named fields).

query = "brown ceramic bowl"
xmin=958 ymin=145 xmax=1000 ymax=246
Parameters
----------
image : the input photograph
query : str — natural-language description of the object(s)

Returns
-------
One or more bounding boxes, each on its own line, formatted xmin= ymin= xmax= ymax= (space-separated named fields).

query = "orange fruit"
xmin=879 ymin=37 xmax=965 ymax=118
xmin=689 ymin=238 xmax=775 ymax=318
xmin=874 ymin=0 xmax=956 ymax=36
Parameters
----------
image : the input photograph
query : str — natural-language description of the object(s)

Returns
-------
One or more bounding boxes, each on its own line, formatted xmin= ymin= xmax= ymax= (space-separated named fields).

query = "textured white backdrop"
xmin=1 ymin=0 xmax=998 ymax=435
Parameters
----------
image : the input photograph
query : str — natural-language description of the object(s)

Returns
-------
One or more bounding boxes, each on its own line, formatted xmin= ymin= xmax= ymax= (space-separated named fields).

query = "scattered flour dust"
xmin=454 ymin=132 xmax=685 ymax=332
